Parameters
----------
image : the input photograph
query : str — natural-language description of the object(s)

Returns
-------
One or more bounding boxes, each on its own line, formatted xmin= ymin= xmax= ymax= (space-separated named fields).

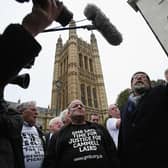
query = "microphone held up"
xmin=84 ymin=4 xmax=123 ymax=46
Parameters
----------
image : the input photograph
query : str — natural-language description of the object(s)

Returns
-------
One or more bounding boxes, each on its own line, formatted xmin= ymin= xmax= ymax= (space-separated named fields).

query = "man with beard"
xmin=118 ymin=71 xmax=168 ymax=168
xmin=43 ymin=99 xmax=120 ymax=168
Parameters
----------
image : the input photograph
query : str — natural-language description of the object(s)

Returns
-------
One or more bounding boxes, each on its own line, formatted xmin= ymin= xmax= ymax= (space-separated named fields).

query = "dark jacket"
xmin=0 ymin=24 xmax=41 ymax=168
xmin=118 ymin=85 xmax=168 ymax=168
xmin=45 ymin=132 xmax=53 ymax=150
xmin=35 ymin=125 xmax=46 ymax=152
xmin=0 ymin=100 xmax=24 ymax=168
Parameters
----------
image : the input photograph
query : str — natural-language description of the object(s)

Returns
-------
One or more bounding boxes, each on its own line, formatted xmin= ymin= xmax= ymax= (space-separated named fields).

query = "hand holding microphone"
xmin=22 ymin=0 xmax=63 ymax=36
xmin=25 ymin=1 xmax=122 ymax=46
xmin=84 ymin=4 xmax=123 ymax=45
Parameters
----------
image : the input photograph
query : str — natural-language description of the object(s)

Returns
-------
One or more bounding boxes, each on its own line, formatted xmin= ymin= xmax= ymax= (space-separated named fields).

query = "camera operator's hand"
xmin=22 ymin=0 xmax=63 ymax=36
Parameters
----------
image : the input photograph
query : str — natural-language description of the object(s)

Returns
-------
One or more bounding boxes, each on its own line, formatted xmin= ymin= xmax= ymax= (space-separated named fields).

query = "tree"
xmin=151 ymin=79 xmax=166 ymax=87
xmin=116 ymin=88 xmax=131 ymax=110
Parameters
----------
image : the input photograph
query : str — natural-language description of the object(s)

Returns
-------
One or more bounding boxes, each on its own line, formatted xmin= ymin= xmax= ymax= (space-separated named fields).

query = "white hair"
xmin=48 ymin=116 xmax=62 ymax=126
xmin=17 ymin=101 xmax=36 ymax=113
xmin=59 ymin=108 xmax=68 ymax=122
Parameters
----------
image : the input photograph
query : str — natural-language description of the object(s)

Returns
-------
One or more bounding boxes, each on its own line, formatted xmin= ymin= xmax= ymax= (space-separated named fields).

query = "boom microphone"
xmin=84 ymin=4 xmax=123 ymax=45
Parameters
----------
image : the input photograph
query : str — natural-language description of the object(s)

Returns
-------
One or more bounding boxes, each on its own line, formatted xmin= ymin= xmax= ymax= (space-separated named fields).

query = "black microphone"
xmin=84 ymin=4 xmax=123 ymax=46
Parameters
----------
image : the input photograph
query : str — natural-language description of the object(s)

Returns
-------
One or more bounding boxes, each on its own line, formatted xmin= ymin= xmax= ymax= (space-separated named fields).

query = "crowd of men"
xmin=1 ymin=0 xmax=168 ymax=168
xmin=5 ymin=70 xmax=168 ymax=168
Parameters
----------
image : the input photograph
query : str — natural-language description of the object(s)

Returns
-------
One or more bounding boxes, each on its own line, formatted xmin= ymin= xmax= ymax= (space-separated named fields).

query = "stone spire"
xmin=69 ymin=20 xmax=77 ymax=39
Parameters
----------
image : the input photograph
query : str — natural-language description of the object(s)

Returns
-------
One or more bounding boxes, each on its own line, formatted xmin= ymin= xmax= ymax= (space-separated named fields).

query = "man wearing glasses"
xmin=43 ymin=99 xmax=120 ymax=168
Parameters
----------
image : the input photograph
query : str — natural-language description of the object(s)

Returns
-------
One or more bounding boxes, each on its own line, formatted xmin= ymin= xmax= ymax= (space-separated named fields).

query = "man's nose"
xmin=77 ymin=104 xmax=83 ymax=108
xmin=136 ymin=76 xmax=144 ymax=80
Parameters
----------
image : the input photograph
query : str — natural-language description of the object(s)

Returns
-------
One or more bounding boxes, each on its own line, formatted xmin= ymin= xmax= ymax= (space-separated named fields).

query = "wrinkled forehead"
xmin=132 ymin=73 xmax=148 ymax=79
xmin=109 ymin=104 xmax=118 ymax=110
xmin=131 ymin=72 xmax=150 ymax=83
xmin=91 ymin=114 xmax=99 ymax=118
xmin=53 ymin=119 xmax=62 ymax=124
xmin=69 ymin=100 xmax=84 ymax=108
xmin=22 ymin=105 xmax=37 ymax=112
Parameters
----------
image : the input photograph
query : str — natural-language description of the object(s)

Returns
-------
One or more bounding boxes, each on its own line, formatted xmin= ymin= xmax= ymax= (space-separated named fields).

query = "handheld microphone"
xmin=84 ymin=4 xmax=123 ymax=46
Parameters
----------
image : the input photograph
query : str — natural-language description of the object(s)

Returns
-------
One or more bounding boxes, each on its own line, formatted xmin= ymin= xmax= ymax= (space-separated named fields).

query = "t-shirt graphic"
xmin=22 ymin=124 xmax=44 ymax=168
xmin=58 ymin=124 xmax=109 ymax=168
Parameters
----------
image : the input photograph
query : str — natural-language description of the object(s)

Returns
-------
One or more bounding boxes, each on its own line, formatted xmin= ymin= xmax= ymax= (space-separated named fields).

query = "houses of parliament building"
xmin=50 ymin=20 xmax=108 ymax=122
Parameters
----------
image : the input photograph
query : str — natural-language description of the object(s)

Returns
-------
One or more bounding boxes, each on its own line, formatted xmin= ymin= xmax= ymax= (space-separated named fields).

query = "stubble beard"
xmin=132 ymin=83 xmax=149 ymax=95
xmin=71 ymin=115 xmax=85 ymax=125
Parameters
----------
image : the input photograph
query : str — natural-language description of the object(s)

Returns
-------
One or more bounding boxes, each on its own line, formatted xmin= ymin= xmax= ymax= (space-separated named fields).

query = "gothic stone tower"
xmin=51 ymin=21 xmax=108 ymax=122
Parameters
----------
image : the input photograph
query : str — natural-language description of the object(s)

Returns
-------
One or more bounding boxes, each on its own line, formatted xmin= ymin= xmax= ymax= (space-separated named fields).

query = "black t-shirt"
xmin=59 ymin=124 xmax=110 ymax=168
xmin=43 ymin=122 xmax=119 ymax=168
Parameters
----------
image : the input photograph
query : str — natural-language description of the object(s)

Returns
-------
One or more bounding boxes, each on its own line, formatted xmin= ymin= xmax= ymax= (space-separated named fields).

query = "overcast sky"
xmin=1 ymin=0 xmax=168 ymax=107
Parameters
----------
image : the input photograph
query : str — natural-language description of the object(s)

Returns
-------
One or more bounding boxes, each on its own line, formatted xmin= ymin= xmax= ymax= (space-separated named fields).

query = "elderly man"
xmin=59 ymin=108 xmax=71 ymax=125
xmin=118 ymin=71 xmax=168 ymax=168
xmin=43 ymin=99 xmax=120 ymax=168
xmin=45 ymin=116 xmax=63 ymax=148
xmin=17 ymin=101 xmax=45 ymax=168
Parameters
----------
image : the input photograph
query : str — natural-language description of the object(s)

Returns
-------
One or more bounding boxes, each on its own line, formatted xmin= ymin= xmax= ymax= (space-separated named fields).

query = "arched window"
xmin=79 ymin=53 xmax=83 ymax=68
xmin=84 ymin=56 xmax=88 ymax=70
xmin=87 ymin=86 xmax=92 ymax=107
xmin=89 ymin=58 xmax=93 ymax=72
xmin=80 ymin=84 xmax=86 ymax=105
xmin=93 ymin=88 xmax=98 ymax=108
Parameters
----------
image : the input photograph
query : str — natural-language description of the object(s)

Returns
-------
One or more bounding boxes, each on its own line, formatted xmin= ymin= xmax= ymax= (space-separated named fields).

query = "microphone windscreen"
xmin=94 ymin=12 xmax=123 ymax=45
xmin=84 ymin=4 xmax=99 ymax=20
xmin=84 ymin=4 xmax=123 ymax=46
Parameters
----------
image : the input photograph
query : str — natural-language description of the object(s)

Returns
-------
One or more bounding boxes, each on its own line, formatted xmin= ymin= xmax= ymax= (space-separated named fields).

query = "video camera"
xmin=15 ymin=0 xmax=73 ymax=26
xmin=9 ymin=73 xmax=30 ymax=89
xmin=10 ymin=0 xmax=72 ymax=89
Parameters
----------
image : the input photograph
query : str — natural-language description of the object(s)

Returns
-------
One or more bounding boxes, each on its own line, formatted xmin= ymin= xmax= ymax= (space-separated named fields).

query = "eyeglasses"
xmin=71 ymin=104 xmax=84 ymax=108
